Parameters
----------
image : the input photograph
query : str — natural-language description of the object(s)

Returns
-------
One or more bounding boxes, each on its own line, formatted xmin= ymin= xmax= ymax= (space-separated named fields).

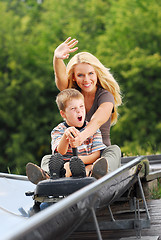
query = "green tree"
xmin=0 ymin=1 xmax=60 ymax=174
xmin=0 ymin=0 xmax=161 ymax=175
xmin=96 ymin=0 xmax=161 ymax=154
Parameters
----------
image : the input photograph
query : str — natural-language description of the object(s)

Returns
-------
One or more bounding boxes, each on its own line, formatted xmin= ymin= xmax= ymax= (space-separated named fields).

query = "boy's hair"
xmin=56 ymin=88 xmax=84 ymax=111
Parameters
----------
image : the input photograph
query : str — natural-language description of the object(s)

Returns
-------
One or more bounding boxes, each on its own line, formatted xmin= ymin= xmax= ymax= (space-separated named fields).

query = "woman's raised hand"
xmin=54 ymin=37 xmax=78 ymax=60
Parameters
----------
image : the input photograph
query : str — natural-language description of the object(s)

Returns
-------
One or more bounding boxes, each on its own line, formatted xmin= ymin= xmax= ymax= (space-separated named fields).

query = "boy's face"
xmin=60 ymin=98 xmax=86 ymax=128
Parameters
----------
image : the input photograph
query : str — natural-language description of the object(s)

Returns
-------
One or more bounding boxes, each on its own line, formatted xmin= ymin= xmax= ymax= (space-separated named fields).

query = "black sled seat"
xmin=33 ymin=148 xmax=96 ymax=202
xmin=33 ymin=177 xmax=96 ymax=202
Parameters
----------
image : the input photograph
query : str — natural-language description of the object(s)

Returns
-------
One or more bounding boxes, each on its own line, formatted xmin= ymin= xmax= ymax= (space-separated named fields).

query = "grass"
xmin=150 ymin=179 xmax=161 ymax=199
xmin=121 ymin=142 xmax=161 ymax=157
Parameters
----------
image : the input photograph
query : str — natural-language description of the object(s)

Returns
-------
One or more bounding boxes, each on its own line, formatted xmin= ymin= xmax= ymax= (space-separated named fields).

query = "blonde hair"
xmin=56 ymin=88 xmax=84 ymax=111
xmin=66 ymin=52 xmax=122 ymax=124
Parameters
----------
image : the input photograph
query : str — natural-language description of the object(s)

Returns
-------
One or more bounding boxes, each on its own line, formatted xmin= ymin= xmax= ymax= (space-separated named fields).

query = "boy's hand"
xmin=54 ymin=37 xmax=78 ymax=60
xmin=68 ymin=131 xmax=85 ymax=148
xmin=64 ymin=127 xmax=79 ymax=142
xmin=64 ymin=127 xmax=79 ymax=148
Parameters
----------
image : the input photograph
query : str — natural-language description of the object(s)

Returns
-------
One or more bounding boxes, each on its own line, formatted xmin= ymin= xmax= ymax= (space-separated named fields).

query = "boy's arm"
xmin=79 ymin=150 xmax=100 ymax=165
xmin=56 ymin=133 xmax=69 ymax=155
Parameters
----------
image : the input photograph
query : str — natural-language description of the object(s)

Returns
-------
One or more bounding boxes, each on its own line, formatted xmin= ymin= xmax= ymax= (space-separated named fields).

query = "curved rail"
xmin=1 ymin=156 xmax=149 ymax=240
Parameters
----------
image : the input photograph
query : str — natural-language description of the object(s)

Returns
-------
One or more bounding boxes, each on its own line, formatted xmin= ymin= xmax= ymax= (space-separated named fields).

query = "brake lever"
xmin=71 ymin=132 xmax=78 ymax=156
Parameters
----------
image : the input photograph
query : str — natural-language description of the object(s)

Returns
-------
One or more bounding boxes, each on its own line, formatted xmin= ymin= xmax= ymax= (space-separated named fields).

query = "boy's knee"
xmin=41 ymin=154 xmax=52 ymax=174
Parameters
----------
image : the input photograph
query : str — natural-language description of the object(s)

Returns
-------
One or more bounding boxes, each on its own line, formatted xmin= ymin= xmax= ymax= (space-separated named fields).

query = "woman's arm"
xmin=53 ymin=37 xmax=78 ymax=91
xmin=53 ymin=57 xmax=68 ymax=91
xmin=79 ymin=151 xmax=100 ymax=165
xmin=72 ymin=102 xmax=114 ymax=147
xmin=56 ymin=126 xmax=80 ymax=155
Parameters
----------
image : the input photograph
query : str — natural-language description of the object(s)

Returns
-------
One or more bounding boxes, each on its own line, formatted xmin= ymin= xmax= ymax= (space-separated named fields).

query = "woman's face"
xmin=74 ymin=63 xmax=97 ymax=94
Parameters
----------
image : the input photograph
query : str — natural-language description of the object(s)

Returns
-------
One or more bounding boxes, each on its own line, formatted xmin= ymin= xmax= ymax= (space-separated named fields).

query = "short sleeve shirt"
xmin=51 ymin=121 xmax=106 ymax=161
xmin=86 ymin=87 xmax=114 ymax=146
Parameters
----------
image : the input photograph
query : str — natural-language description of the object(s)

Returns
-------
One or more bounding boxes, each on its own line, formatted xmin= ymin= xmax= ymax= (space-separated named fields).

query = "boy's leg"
xmin=85 ymin=164 xmax=93 ymax=177
xmin=49 ymin=153 xmax=66 ymax=179
xmin=41 ymin=154 xmax=52 ymax=175
xmin=26 ymin=154 xmax=52 ymax=184
xmin=69 ymin=156 xmax=86 ymax=177
xmin=64 ymin=162 xmax=71 ymax=177
xmin=26 ymin=153 xmax=66 ymax=184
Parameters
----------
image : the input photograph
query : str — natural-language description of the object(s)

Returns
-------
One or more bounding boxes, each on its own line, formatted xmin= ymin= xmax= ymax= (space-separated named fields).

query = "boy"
xmin=26 ymin=89 xmax=107 ymax=184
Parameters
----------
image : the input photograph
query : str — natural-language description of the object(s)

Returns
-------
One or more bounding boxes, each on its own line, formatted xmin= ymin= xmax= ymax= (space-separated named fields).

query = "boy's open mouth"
xmin=78 ymin=116 xmax=82 ymax=121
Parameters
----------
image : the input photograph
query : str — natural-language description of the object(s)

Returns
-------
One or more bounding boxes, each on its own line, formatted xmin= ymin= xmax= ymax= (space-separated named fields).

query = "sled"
xmin=2 ymin=155 xmax=161 ymax=240
xmin=23 ymin=155 xmax=151 ymax=240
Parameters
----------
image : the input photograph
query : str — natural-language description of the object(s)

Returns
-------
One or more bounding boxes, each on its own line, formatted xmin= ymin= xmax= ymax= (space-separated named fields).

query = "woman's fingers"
xmin=64 ymin=37 xmax=72 ymax=43
xmin=69 ymin=46 xmax=78 ymax=53
xmin=65 ymin=37 xmax=78 ymax=51
xmin=55 ymin=37 xmax=78 ymax=59
xmin=68 ymin=39 xmax=78 ymax=48
xmin=61 ymin=53 xmax=70 ymax=59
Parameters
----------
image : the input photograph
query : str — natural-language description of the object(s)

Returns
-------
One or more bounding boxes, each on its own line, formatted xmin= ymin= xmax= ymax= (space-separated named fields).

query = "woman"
xmin=53 ymin=37 xmax=122 ymax=176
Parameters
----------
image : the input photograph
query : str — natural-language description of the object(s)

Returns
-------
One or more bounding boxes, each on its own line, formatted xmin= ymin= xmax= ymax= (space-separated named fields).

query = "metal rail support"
xmin=134 ymin=197 xmax=141 ymax=239
xmin=91 ymin=207 xmax=103 ymax=240
xmin=108 ymin=205 xmax=115 ymax=221
xmin=137 ymin=175 xmax=151 ymax=220
xmin=132 ymin=174 xmax=151 ymax=239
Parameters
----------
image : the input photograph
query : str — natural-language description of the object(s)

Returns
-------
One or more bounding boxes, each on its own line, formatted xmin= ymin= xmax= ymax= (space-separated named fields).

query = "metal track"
xmin=1 ymin=156 xmax=151 ymax=240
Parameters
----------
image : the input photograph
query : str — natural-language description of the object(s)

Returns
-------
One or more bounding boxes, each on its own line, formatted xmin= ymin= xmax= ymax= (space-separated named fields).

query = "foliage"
xmin=95 ymin=0 xmax=161 ymax=155
xmin=0 ymin=0 xmax=60 ymax=173
xmin=150 ymin=179 xmax=161 ymax=199
xmin=0 ymin=0 xmax=161 ymax=174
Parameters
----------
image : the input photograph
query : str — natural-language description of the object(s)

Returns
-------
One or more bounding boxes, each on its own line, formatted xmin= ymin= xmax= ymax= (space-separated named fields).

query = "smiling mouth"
xmin=78 ymin=116 xmax=82 ymax=121
xmin=84 ymin=84 xmax=91 ymax=87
